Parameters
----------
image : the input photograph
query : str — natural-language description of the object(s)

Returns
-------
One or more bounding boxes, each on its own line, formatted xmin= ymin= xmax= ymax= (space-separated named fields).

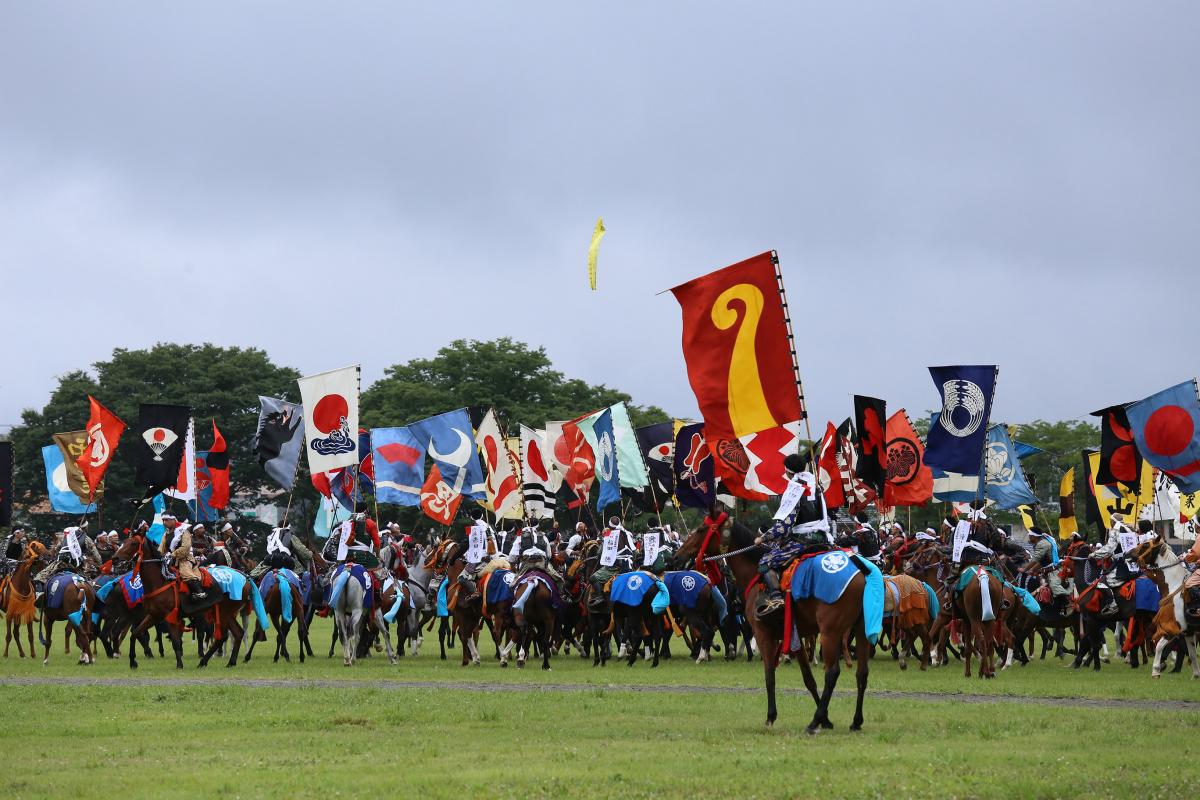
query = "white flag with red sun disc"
xmin=298 ymin=365 xmax=361 ymax=474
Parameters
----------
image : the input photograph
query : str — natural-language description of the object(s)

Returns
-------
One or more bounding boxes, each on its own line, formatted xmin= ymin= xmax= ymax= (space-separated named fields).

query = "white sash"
xmin=267 ymin=530 xmax=291 ymax=555
xmin=1118 ymin=530 xmax=1139 ymax=571
xmin=642 ymin=531 xmax=660 ymax=567
xmin=336 ymin=520 xmax=354 ymax=561
xmin=466 ymin=524 xmax=487 ymax=564
xmin=774 ymin=472 xmax=814 ymax=521
xmin=951 ymin=520 xmax=972 ymax=563
xmin=63 ymin=530 xmax=82 ymax=561
xmin=600 ymin=531 xmax=619 ymax=567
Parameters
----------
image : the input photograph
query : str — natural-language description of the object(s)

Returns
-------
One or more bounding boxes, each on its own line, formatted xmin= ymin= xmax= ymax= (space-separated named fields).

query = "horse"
xmin=1130 ymin=535 xmax=1200 ymax=679
xmin=674 ymin=513 xmax=876 ymax=733
xmin=880 ymin=574 xmax=937 ymax=671
xmin=605 ymin=571 xmax=665 ymax=668
xmin=662 ymin=570 xmax=725 ymax=664
xmin=2 ymin=541 xmax=46 ymax=658
xmin=329 ymin=564 xmax=368 ymax=667
xmin=38 ymin=568 xmax=97 ymax=666
xmin=244 ymin=569 xmax=309 ymax=663
xmin=1059 ymin=542 xmax=1129 ymax=671
xmin=112 ymin=534 xmax=261 ymax=670
xmin=512 ymin=570 xmax=557 ymax=670
xmin=427 ymin=540 xmax=484 ymax=666
xmin=567 ymin=542 xmax=614 ymax=666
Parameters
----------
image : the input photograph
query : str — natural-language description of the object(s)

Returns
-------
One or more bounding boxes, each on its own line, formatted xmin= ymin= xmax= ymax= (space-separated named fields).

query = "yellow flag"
xmin=1058 ymin=468 xmax=1078 ymax=539
xmin=1017 ymin=505 xmax=1037 ymax=531
xmin=587 ymin=217 xmax=605 ymax=290
xmin=1180 ymin=490 xmax=1200 ymax=521
xmin=1086 ymin=451 xmax=1151 ymax=530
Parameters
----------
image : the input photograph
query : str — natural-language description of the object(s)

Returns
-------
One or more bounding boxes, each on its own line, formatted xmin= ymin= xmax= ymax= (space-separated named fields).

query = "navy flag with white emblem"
xmin=923 ymin=365 xmax=998 ymax=476
xmin=134 ymin=404 xmax=192 ymax=496
xmin=593 ymin=408 xmax=621 ymax=512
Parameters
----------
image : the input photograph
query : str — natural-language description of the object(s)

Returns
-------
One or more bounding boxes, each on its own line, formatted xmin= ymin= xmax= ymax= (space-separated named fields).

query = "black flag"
xmin=1090 ymin=404 xmax=1142 ymax=489
xmin=853 ymin=395 xmax=887 ymax=497
xmin=635 ymin=422 xmax=675 ymax=508
xmin=134 ymin=404 xmax=191 ymax=495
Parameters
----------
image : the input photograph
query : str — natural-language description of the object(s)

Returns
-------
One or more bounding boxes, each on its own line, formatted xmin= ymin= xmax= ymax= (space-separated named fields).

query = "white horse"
xmin=1133 ymin=535 xmax=1200 ymax=679
xmin=331 ymin=568 xmax=367 ymax=667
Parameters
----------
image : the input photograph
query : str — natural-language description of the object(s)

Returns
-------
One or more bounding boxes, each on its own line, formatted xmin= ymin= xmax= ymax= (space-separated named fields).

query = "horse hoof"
xmin=42 ymin=660 xmax=48 ymax=667
xmin=804 ymin=726 xmax=818 ymax=736
xmin=850 ymin=723 xmax=863 ymax=732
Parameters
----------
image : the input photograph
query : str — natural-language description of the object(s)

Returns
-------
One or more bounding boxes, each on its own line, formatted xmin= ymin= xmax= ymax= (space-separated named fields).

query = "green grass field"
xmin=2 ymin=617 xmax=1198 ymax=799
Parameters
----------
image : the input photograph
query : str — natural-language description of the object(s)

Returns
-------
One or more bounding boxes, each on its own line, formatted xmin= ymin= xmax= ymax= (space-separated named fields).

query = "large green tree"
xmin=9 ymin=343 xmax=300 ymax=527
xmin=362 ymin=337 xmax=669 ymax=432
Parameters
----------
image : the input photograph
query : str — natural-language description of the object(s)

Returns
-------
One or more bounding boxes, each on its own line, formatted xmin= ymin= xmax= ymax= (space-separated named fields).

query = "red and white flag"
xmin=475 ymin=408 xmax=523 ymax=520
xmin=77 ymin=395 xmax=125 ymax=501
xmin=521 ymin=425 xmax=556 ymax=520
xmin=420 ymin=464 xmax=462 ymax=526
xmin=298 ymin=365 xmax=360 ymax=474
xmin=164 ymin=418 xmax=197 ymax=501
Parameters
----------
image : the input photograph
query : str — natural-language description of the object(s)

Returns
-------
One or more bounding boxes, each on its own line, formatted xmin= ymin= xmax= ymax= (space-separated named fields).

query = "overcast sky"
xmin=2 ymin=3 xmax=1196 ymax=434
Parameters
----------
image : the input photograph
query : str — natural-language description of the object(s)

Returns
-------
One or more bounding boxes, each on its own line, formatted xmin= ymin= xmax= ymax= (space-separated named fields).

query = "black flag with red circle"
xmin=1091 ymin=403 xmax=1142 ymax=489
xmin=134 ymin=403 xmax=192 ymax=495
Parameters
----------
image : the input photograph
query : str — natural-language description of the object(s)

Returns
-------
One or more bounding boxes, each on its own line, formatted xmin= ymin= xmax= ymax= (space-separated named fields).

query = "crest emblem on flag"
xmin=310 ymin=394 xmax=354 ymax=456
xmin=597 ymin=430 xmax=615 ymax=482
xmin=939 ymin=380 xmax=987 ymax=437
xmin=142 ymin=427 xmax=178 ymax=460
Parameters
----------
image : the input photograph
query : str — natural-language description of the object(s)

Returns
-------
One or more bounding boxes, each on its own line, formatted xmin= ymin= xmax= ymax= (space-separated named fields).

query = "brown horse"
xmin=112 ymin=534 xmax=258 ymax=669
xmin=38 ymin=568 xmax=97 ymax=666
xmin=675 ymin=518 xmax=874 ymax=733
xmin=954 ymin=565 xmax=1010 ymax=679
xmin=425 ymin=540 xmax=484 ymax=666
xmin=2 ymin=542 xmax=47 ymax=658
xmin=243 ymin=570 xmax=309 ymax=663
xmin=512 ymin=572 xmax=556 ymax=670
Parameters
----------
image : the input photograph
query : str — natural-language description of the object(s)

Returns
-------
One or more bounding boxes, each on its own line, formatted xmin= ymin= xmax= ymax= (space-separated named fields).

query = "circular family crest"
xmin=503 ymin=572 xmax=517 ymax=586
xmin=627 ymin=574 xmax=643 ymax=591
xmin=820 ymin=551 xmax=849 ymax=574
xmin=681 ymin=575 xmax=697 ymax=591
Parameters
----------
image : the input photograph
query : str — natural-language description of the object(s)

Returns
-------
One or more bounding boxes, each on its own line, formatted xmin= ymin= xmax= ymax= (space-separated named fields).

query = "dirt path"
xmin=0 ymin=675 xmax=1194 ymax=712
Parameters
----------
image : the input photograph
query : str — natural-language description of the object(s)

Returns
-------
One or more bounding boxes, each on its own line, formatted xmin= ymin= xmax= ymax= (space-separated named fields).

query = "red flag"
xmin=77 ymin=395 xmax=126 ymax=501
xmin=206 ymin=420 xmax=230 ymax=509
xmin=560 ymin=418 xmax=596 ymax=498
xmin=420 ymin=464 xmax=462 ymax=525
xmin=816 ymin=422 xmax=845 ymax=508
xmin=882 ymin=410 xmax=933 ymax=507
xmin=670 ymin=252 xmax=805 ymax=498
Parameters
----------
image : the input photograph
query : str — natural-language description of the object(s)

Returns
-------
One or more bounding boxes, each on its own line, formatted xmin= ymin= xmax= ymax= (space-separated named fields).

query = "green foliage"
xmin=362 ymin=337 xmax=668 ymax=431
xmin=9 ymin=343 xmax=300 ymax=527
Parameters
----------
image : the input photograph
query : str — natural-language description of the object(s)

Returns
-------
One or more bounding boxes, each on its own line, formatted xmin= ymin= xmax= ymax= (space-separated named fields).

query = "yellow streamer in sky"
xmin=588 ymin=217 xmax=605 ymax=291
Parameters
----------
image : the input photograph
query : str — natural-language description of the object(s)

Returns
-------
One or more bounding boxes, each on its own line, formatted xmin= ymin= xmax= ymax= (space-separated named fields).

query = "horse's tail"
xmin=603 ymin=610 xmax=615 ymax=636
xmin=249 ymin=577 xmax=269 ymax=632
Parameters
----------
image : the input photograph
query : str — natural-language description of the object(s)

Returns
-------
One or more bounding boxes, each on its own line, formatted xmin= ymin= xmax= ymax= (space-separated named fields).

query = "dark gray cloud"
xmin=2 ymin=2 xmax=1196 ymax=434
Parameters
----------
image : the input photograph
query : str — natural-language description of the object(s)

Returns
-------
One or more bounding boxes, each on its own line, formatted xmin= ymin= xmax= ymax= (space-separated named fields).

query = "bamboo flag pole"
xmin=772 ymin=251 xmax=815 ymax=453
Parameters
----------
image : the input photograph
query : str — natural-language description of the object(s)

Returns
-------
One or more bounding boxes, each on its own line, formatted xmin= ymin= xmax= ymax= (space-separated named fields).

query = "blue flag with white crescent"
xmin=983 ymin=425 xmax=1039 ymax=510
xmin=42 ymin=445 xmax=96 ymax=514
xmin=923 ymin=365 xmax=998 ymax=475
xmin=410 ymin=408 xmax=486 ymax=500
xmin=594 ymin=408 xmax=621 ymax=511
xmin=371 ymin=426 xmax=426 ymax=506
xmin=1126 ymin=379 xmax=1200 ymax=493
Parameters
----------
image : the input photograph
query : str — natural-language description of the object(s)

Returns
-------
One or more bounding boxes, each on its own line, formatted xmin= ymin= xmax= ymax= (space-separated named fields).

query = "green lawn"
xmin=2 ymin=617 xmax=1198 ymax=799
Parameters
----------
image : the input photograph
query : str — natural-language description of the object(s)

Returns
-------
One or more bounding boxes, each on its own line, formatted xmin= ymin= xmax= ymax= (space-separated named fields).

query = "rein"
xmin=704 ymin=543 xmax=760 ymax=562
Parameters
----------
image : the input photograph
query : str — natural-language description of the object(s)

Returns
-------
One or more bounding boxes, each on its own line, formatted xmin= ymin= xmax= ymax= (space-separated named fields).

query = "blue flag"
xmin=147 ymin=494 xmax=167 ymax=545
xmin=190 ymin=451 xmax=218 ymax=523
xmin=410 ymin=408 xmax=486 ymax=500
xmin=984 ymin=425 xmax=1039 ymax=509
xmin=594 ymin=408 xmax=622 ymax=511
xmin=357 ymin=429 xmax=375 ymax=496
xmin=1127 ymin=379 xmax=1200 ymax=493
xmin=42 ymin=445 xmax=96 ymax=514
xmin=1013 ymin=440 xmax=1045 ymax=460
xmin=923 ymin=365 xmax=998 ymax=475
xmin=372 ymin=426 xmax=426 ymax=506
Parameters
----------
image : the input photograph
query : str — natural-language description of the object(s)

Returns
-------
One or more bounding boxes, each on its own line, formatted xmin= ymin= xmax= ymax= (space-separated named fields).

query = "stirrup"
xmin=756 ymin=595 xmax=784 ymax=617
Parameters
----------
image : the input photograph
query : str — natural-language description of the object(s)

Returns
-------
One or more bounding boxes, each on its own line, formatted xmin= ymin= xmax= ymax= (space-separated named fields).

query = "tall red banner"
xmin=670 ymin=251 xmax=804 ymax=497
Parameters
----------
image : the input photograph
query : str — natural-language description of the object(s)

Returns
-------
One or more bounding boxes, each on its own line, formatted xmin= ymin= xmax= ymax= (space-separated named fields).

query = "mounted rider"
xmin=250 ymin=525 xmax=312 ymax=580
xmin=35 ymin=523 xmax=102 ymax=590
xmin=1090 ymin=513 xmax=1149 ymax=616
xmin=835 ymin=512 xmax=882 ymax=564
xmin=327 ymin=512 xmax=380 ymax=568
xmin=512 ymin=519 xmax=563 ymax=588
xmin=755 ymin=453 xmax=833 ymax=618
xmin=589 ymin=516 xmax=637 ymax=594
xmin=158 ymin=516 xmax=207 ymax=600
xmin=457 ymin=508 xmax=498 ymax=602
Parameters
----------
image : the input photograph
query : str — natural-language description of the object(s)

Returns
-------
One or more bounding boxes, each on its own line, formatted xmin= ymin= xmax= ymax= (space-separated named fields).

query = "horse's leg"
xmin=280 ymin=617 xmax=294 ymax=663
xmin=753 ymin=626 xmax=779 ymax=727
xmin=374 ymin=609 xmax=397 ymax=665
xmin=807 ymin=630 xmax=843 ymax=735
xmin=41 ymin=617 xmax=53 ymax=666
xmin=224 ymin=615 xmax=246 ymax=668
xmin=963 ymin=619 xmax=975 ymax=678
xmin=4 ymin=616 xmax=12 ymax=657
xmin=850 ymin=623 xmax=870 ymax=731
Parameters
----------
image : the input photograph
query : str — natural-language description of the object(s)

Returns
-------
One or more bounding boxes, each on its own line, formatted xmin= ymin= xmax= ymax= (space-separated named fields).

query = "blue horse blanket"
xmin=328 ymin=564 xmax=373 ymax=610
xmin=96 ymin=572 xmax=143 ymax=607
xmin=789 ymin=551 xmax=884 ymax=645
xmin=611 ymin=572 xmax=670 ymax=614
xmin=1135 ymin=577 xmax=1161 ymax=613
xmin=259 ymin=569 xmax=302 ymax=623
xmin=923 ymin=581 xmax=941 ymax=620
xmin=486 ymin=570 xmax=516 ymax=606
xmin=46 ymin=573 xmax=83 ymax=610
xmin=202 ymin=566 xmax=269 ymax=631
xmin=436 ymin=579 xmax=449 ymax=617
xmin=663 ymin=571 xmax=708 ymax=608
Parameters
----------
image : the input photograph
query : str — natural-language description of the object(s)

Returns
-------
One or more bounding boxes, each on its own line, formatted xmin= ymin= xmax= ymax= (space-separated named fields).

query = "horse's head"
xmin=1130 ymin=534 xmax=1166 ymax=570
xmin=24 ymin=540 xmax=47 ymax=562
xmin=112 ymin=534 xmax=144 ymax=563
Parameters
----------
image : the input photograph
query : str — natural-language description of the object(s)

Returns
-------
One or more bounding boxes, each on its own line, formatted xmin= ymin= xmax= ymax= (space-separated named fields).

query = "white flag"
xmin=520 ymin=425 xmax=557 ymax=520
xmin=164 ymin=417 xmax=196 ymax=501
xmin=475 ymin=409 xmax=523 ymax=520
xmin=298 ymin=365 xmax=360 ymax=474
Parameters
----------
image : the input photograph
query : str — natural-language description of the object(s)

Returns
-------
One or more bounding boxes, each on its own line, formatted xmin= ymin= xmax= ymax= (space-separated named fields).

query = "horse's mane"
xmin=729 ymin=521 xmax=765 ymax=561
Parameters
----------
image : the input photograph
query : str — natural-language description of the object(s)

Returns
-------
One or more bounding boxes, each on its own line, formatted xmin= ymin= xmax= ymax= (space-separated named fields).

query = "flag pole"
xmin=772 ymin=251 xmax=814 ymax=453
